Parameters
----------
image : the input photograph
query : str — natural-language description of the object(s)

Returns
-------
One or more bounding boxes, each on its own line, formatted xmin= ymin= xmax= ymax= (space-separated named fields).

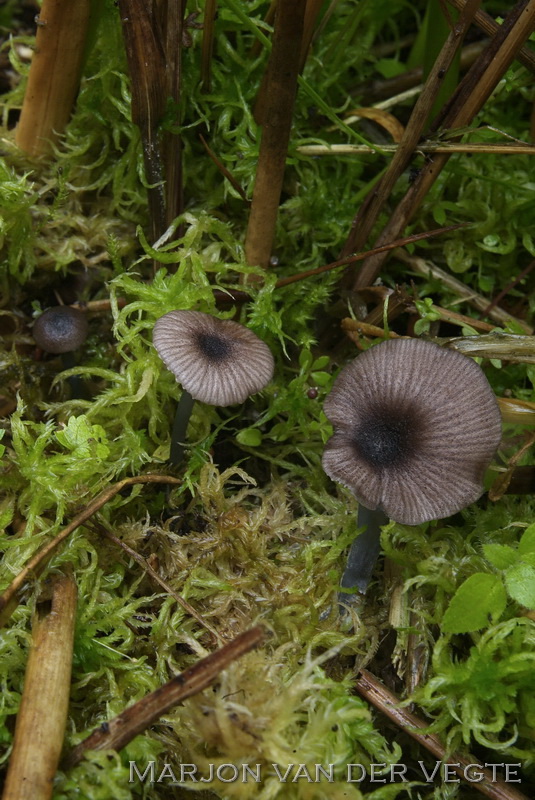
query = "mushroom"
xmin=33 ymin=306 xmax=88 ymax=355
xmin=153 ymin=310 xmax=274 ymax=464
xmin=33 ymin=305 xmax=89 ymax=398
xmin=322 ymin=338 xmax=502 ymax=592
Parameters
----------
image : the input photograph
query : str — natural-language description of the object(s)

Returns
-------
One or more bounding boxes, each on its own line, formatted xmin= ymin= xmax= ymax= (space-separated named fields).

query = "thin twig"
xmin=90 ymin=521 xmax=222 ymax=645
xmin=355 ymin=669 xmax=531 ymax=800
xmin=64 ymin=625 xmax=265 ymax=768
xmin=0 ymin=475 xmax=182 ymax=629
xmin=274 ymin=224 xmax=468 ymax=288
xmin=199 ymin=133 xmax=250 ymax=203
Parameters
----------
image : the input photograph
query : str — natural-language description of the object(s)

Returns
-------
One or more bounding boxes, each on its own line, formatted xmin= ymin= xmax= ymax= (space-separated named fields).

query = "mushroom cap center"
xmin=353 ymin=406 xmax=417 ymax=468
xmin=197 ymin=331 xmax=232 ymax=362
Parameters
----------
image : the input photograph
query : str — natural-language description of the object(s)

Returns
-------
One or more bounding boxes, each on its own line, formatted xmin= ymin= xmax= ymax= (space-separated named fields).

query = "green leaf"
xmin=236 ymin=428 xmax=262 ymax=447
xmin=504 ymin=564 xmax=535 ymax=609
xmin=519 ymin=524 xmax=535 ymax=556
xmin=311 ymin=355 xmax=330 ymax=370
xmin=441 ymin=573 xmax=507 ymax=634
xmin=299 ymin=349 xmax=313 ymax=370
xmin=482 ymin=543 xmax=518 ymax=570
xmin=310 ymin=371 xmax=331 ymax=387
xmin=55 ymin=415 xmax=110 ymax=460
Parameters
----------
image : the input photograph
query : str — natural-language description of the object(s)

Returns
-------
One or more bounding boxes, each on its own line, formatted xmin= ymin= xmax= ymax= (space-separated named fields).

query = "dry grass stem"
xmin=2 ymin=572 xmax=77 ymax=800
xmin=352 ymin=0 xmax=535 ymax=289
xmin=15 ymin=0 xmax=92 ymax=157
xmin=447 ymin=0 xmax=535 ymax=72
xmin=298 ymin=142 xmax=535 ymax=155
xmin=445 ymin=332 xmax=535 ymax=362
xmin=355 ymin=669 xmax=531 ymax=800
xmin=340 ymin=0 xmax=482 ymax=260
xmin=0 ymin=475 xmax=181 ymax=629
xmin=118 ymin=0 xmax=167 ymax=240
xmin=498 ymin=397 xmax=535 ymax=425
xmin=201 ymin=0 xmax=217 ymax=90
xmin=65 ymin=625 xmax=265 ymax=768
xmin=244 ymin=0 xmax=307 ymax=270
xmin=395 ymin=250 xmax=533 ymax=333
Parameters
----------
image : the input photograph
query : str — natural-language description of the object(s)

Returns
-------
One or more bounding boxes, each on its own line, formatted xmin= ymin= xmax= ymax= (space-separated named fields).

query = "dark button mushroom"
xmin=153 ymin=310 xmax=274 ymax=464
xmin=33 ymin=305 xmax=89 ymax=399
xmin=322 ymin=338 xmax=502 ymax=526
xmin=33 ymin=306 xmax=88 ymax=354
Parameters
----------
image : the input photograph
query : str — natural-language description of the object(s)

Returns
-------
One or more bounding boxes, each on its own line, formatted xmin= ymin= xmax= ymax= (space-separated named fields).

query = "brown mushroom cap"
xmin=322 ymin=338 xmax=502 ymax=525
xmin=153 ymin=310 xmax=274 ymax=406
xmin=33 ymin=306 xmax=89 ymax=354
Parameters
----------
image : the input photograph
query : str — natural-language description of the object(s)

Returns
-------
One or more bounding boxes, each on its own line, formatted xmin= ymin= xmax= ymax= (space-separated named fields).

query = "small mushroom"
xmin=33 ymin=306 xmax=88 ymax=355
xmin=322 ymin=338 xmax=502 ymax=592
xmin=153 ymin=310 xmax=274 ymax=464
xmin=33 ymin=305 xmax=89 ymax=398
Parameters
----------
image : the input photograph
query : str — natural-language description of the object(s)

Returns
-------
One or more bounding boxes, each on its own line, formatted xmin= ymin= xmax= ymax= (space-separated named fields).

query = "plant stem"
xmin=340 ymin=506 xmax=389 ymax=595
xmin=2 ymin=571 xmax=77 ymax=800
xmin=15 ymin=0 xmax=92 ymax=157
xmin=244 ymin=0 xmax=307 ymax=269
xmin=170 ymin=390 xmax=195 ymax=466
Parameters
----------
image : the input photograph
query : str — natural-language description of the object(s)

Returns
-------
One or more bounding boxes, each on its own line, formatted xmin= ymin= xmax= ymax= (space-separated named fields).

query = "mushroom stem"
xmin=169 ymin=390 xmax=195 ymax=466
xmin=60 ymin=351 xmax=88 ymax=400
xmin=340 ymin=505 xmax=389 ymax=596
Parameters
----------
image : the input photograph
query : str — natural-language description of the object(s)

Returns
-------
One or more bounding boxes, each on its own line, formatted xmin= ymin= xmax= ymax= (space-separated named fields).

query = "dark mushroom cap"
xmin=33 ymin=306 xmax=89 ymax=354
xmin=153 ymin=310 xmax=274 ymax=406
xmin=322 ymin=338 xmax=502 ymax=525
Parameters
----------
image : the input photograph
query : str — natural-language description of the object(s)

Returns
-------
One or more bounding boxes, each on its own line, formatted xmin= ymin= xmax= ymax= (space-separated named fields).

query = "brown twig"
xmin=2 ymin=571 xmax=77 ymax=800
xmin=244 ymin=0 xmax=307 ymax=269
xmin=199 ymin=133 xmax=250 ymax=203
xmin=489 ymin=430 xmax=535 ymax=501
xmin=340 ymin=0 xmax=482 ymax=261
xmin=90 ymin=521 xmax=222 ymax=645
xmin=0 ymin=475 xmax=182 ymax=629
xmin=64 ymin=625 xmax=265 ymax=768
xmin=355 ymin=669 xmax=531 ymax=800
xmin=15 ymin=0 xmax=92 ymax=157
xmin=274 ymin=224 xmax=468 ymax=288
xmin=352 ymin=0 xmax=535 ymax=290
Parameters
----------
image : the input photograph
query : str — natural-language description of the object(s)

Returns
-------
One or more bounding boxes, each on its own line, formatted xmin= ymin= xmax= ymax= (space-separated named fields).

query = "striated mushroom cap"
xmin=322 ymin=338 xmax=502 ymax=525
xmin=153 ymin=310 xmax=274 ymax=406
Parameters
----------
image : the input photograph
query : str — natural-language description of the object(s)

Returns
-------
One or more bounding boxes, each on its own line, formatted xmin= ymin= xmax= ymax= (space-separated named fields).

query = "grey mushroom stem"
xmin=169 ymin=390 xmax=196 ymax=466
xmin=340 ymin=505 xmax=389 ymax=597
